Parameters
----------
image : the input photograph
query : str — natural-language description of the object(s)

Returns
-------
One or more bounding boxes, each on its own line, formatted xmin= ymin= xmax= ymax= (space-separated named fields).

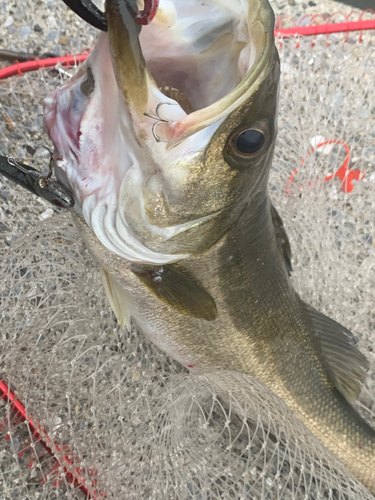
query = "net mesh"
xmin=0 ymin=22 xmax=375 ymax=500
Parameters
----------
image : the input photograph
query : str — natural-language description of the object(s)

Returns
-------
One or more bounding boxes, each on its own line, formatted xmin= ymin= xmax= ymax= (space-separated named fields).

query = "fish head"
xmin=44 ymin=0 xmax=279 ymax=264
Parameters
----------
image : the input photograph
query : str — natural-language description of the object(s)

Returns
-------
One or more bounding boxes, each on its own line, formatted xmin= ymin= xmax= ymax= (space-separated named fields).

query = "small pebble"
xmin=0 ymin=191 xmax=10 ymax=203
xmin=15 ymin=147 xmax=26 ymax=158
xmin=39 ymin=208 xmax=54 ymax=221
xmin=3 ymin=15 xmax=13 ymax=28
xmin=5 ymin=117 xmax=14 ymax=131
xmin=48 ymin=15 xmax=57 ymax=28
xmin=6 ymin=25 xmax=16 ymax=35
xmin=52 ymin=44 xmax=62 ymax=56
xmin=0 ymin=144 xmax=9 ymax=156
xmin=0 ymin=221 xmax=10 ymax=232
xmin=46 ymin=29 xmax=60 ymax=42
xmin=19 ymin=26 xmax=32 ymax=41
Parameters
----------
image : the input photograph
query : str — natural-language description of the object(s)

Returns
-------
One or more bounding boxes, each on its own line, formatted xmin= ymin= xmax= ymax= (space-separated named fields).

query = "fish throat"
xmin=141 ymin=4 xmax=252 ymax=113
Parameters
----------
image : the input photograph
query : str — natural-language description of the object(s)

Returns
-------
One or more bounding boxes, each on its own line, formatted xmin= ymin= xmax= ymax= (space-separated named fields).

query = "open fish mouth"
xmin=44 ymin=0 xmax=276 ymax=264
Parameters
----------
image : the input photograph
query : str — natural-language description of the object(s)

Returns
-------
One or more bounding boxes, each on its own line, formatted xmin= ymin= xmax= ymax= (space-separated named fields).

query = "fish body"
xmin=44 ymin=0 xmax=375 ymax=493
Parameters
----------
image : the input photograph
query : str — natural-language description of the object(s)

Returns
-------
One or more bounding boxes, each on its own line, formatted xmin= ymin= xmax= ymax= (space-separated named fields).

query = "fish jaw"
xmin=44 ymin=0 xmax=278 ymax=263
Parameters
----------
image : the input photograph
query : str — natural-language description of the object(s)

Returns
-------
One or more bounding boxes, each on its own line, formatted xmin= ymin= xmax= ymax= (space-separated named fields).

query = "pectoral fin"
xmin=100 ymin=269 xmax=131 ymax=330
xmin=306 ymin=303 xmax=369 ymax=402
xmin=131 ymin=264 xmax=218 ymax=321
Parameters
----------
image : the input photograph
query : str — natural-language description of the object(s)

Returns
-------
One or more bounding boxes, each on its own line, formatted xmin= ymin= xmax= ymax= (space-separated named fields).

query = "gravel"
xmin=0 ymin=0 xmax=99 ymax=64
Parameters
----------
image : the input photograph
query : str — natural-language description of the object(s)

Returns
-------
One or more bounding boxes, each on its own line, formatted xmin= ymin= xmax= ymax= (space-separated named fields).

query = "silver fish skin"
xmin=44 ymin=0 xmax=375 ymax=493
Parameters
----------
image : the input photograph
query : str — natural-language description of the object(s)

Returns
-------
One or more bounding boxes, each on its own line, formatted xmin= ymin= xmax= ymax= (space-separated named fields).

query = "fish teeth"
xmin=158 ymin=85 xmax=193 ymax=114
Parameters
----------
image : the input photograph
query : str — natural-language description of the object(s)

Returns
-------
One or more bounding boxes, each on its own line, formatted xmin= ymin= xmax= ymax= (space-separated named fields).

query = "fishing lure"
xmin=0 ymin=153 xmax=74 ymax=209
xmin=61 ymin=0 xmax=159 ymax=28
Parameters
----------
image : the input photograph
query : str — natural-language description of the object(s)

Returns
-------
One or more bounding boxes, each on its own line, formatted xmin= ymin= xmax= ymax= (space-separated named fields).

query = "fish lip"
xmin=106 ymin=0 xmax=148 ymax=116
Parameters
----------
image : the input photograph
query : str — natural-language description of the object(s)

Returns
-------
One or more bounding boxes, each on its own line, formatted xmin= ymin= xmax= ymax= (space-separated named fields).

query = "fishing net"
xmin=1 ymin=12 xmax=375 ymax=500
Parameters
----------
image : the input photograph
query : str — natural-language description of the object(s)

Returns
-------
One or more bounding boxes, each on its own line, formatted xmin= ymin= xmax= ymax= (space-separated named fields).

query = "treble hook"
xmin=144 ymin=102 xmax=177 ymax=143
xmin=33 ymin=145 xmax=54 ymax=187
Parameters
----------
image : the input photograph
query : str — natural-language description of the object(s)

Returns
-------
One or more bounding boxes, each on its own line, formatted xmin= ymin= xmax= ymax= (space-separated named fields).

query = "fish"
xmin=43 ymin=0 xmax=375 ymax=493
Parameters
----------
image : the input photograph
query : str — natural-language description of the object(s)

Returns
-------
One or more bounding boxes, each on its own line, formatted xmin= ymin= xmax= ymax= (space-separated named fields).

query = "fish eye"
xmin=80 ymin=67 xmax=95 ymax=97
xmin=235 ymin=129 xmax=265 ymax=155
